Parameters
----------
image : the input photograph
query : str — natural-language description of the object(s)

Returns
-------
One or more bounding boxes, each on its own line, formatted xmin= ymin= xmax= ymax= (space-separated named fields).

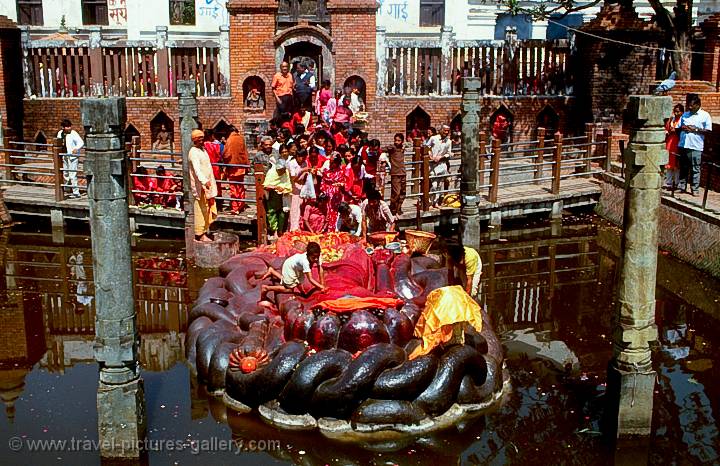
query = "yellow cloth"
xmin=464 ymin=246 xmax=481 ymax=276
xmin=263 ymin=163 xmax=292 ymax=194
xmin=193 ymin=193 xmax=218 ymax=236
xmin=409 ymin=285 xmax=483 ymax=359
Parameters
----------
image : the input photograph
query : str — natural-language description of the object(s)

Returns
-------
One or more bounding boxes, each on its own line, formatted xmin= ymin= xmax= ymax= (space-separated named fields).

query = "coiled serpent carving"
xmin=186 ymin=248 xmax=506 ymax=433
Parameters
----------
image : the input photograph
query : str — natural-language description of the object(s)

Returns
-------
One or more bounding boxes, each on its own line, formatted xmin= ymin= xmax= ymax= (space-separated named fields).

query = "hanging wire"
xmin=546 ymin=17 xmax=719 ymax=56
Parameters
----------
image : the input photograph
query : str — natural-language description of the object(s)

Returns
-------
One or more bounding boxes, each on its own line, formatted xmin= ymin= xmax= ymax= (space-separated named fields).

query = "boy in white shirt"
xmin=260 ymin=242 xmax=326 ymax=301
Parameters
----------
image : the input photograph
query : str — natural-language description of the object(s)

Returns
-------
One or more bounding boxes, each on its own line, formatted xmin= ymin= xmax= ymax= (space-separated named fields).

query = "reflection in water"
xmin=0 ymin=216 xmax=718 ymax=465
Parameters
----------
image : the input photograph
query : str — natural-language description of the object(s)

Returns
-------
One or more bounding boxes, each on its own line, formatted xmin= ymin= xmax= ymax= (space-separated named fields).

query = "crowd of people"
xmin=253 ymin=125 xmax=406 ymax=241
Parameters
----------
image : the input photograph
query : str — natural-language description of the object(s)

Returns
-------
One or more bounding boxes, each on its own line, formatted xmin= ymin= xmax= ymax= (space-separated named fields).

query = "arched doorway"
xmin=406 ymin=106 xmax=431 ymax=139
xmin=275 ymin=29 xmax=334 ymax=89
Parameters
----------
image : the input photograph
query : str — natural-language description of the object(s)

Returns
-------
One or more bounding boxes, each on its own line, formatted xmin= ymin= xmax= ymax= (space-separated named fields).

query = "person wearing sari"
xmin=344 ymin=155 xmax=368 ymax=203
xmin=315 ymin=79 xmax=333 ymax=117
xmin=307 ymin=145 xmax=327 ymax=195
xmin=319 ymin=155 xmax=347 ymax=232
xmin=664 ymin=103 xmax=684 ymax=189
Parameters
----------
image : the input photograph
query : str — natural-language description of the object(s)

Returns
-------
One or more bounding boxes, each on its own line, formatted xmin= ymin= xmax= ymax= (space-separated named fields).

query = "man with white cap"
xmin=188 ymin=129 xmax=218 ymax=242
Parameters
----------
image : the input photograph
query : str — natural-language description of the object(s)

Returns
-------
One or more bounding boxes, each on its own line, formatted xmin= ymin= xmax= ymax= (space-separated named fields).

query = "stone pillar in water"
xmin=82 ymin=97 xmax=146 ymax=458
xmin=460 ymin=78 xmax=482 ymax=246
xmin=607 ymin=95 xmax=671 ymax=437
xmin=178 ymin=80 xmax=198 ymax=259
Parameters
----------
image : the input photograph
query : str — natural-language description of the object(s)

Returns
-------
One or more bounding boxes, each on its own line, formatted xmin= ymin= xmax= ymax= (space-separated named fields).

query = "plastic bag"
xmin=300 ymin=173 xmax=316 ymax=199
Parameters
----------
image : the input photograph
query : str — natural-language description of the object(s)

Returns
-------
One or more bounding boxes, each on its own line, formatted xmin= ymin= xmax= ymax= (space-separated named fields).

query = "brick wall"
xmin=0 ymin=301 xmax=28 ymax=360
xmin=369 ymin=95 xmax=576 ymax=145
xmin=23 ymin=97 xmax=240 ymax=149
xmin=23 ymin=94 xmax=578 ymax=150
xmin=330 ymin=2 xmax=377 ymax=111
xmin=575 ymin=5 xmax=661 ymax=127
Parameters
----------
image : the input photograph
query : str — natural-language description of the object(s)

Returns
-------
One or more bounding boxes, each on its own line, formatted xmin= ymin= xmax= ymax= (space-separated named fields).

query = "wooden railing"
xmin=26 ymin=45 xmax=225 ymax=98
xmin=394 ymin=124 xmax=611 ymax=212
xmin=383 ymin=39 xmax=572 ymax=96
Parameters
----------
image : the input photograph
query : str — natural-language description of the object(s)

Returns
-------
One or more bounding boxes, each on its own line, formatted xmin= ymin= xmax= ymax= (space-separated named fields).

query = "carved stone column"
xmin=460 ymin=78 xmax=482 ymax=246
xmin=376 ymin=26 xmax=387 ymax=98
xmin=440 ymin=26 xmax=454 ymax=95
xmin=20 ymin=27 xmax=32 ymax=98
xmin=178 ymin=80 xmax=199 ymax=258
xmin=219 ymin=25 xmax=231 ymax=96
xmin=606 ymin=95 xmax=671 ymax=437
xmin=82 ymin=97 xmax=146 ymax=458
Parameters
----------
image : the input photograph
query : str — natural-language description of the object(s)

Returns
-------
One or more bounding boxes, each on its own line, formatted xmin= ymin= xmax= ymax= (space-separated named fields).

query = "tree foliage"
xmin=494 ymin=0 xmax=695 ymax=78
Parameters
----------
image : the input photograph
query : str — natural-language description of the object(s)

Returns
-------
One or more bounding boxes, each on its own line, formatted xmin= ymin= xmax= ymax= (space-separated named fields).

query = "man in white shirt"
xmin=188 ymin=129 xmax=218 ymax=242
xmin=678 ymin=94 xmax=712 ymax=194
xmin=336 ymin=201 xmax=363 ymax=237
xmin=260 ymin=242 xmax=326 ymax=301
xmin=56 ymin=119 xmax=84 ymax=198
xmin=426 ymin=125 xmax=453 ymax=207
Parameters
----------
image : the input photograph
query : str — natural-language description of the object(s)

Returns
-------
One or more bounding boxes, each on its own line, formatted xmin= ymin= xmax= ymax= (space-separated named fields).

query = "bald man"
xmin=188 ymin=129 xmax=218 ymax=242
xmin=272 ymin=61 xmax=295 ymax=117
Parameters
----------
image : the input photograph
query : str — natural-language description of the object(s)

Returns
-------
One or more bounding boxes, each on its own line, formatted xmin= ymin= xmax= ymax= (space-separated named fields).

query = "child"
xmin=260 ymin=242 xmax=326 ymax=301
xmin=377 ymin=148 xmax=389 ymax=197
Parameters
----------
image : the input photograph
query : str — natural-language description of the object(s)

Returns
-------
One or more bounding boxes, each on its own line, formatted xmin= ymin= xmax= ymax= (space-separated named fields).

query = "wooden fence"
xmin=384 ymin=39 xmax=571 ymax=96
xmin=27 ymin=45 xmax=224 ymax=98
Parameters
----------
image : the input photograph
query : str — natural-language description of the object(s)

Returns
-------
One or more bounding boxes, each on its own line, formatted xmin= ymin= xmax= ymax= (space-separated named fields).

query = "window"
xmin=420 ymin=0 xmax=444 ymax=27
xmin=169 ymin=0 xmax=195 ymax=25
xmin=82 ymin=0 xmax=108 ymax=25
xmin=17 ymin=0 xmax=43 ymax=26
xmin=494 ymin=14 xmax=531 ymax=40
xmin=546 ymin=14 xmax=583 ymax=40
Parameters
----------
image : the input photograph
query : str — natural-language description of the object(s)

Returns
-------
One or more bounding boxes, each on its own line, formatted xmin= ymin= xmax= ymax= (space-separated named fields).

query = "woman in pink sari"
xmin=319 ymin=155 xmax=347 ymax=232
xmin=315 ymin=79 xmax=333 ymax=117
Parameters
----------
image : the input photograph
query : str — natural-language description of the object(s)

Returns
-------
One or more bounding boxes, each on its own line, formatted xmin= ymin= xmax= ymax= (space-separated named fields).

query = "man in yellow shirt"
xmin=445 ymin=243 xmax=482 ymax=298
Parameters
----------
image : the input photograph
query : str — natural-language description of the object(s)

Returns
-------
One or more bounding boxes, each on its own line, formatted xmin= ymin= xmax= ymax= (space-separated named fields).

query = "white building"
xmin=0 ymin=1 xmax=716 ymax=42
xmin=377 ymin=0 xmax=718 ymax=41
xmin=0 ymin=0 xmax=228 ymax=40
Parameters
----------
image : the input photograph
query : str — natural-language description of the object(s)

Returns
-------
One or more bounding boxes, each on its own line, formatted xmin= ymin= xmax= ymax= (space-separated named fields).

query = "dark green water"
xmin=0 ymin=214 xmax=717 ymax=465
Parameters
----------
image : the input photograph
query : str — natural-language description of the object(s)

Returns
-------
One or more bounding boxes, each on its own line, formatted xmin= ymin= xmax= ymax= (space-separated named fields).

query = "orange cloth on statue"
xmin=314 ymin=297 xmax=403 ymax=313
xmin=409 ymin=285 xmax=483 ymax=360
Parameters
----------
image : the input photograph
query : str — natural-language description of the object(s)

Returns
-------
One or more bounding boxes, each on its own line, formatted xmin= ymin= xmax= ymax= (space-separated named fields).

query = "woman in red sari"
xmin=320 ymin=155 xmax=347 ymax=232
xmin=664 ymin=103 xmax=683 ymax=189
xmin=344 ymin=155 xmax=367 ymax=203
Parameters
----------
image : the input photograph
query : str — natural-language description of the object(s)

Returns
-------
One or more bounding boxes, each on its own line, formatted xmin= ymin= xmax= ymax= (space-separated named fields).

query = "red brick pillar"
xmin=328 ymin=0 xmax=378 ymax=110
xmin=701 ymin=13 xmax=720 ymax=89
xmin=226 ymin=0 xmax=278 ymax=117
